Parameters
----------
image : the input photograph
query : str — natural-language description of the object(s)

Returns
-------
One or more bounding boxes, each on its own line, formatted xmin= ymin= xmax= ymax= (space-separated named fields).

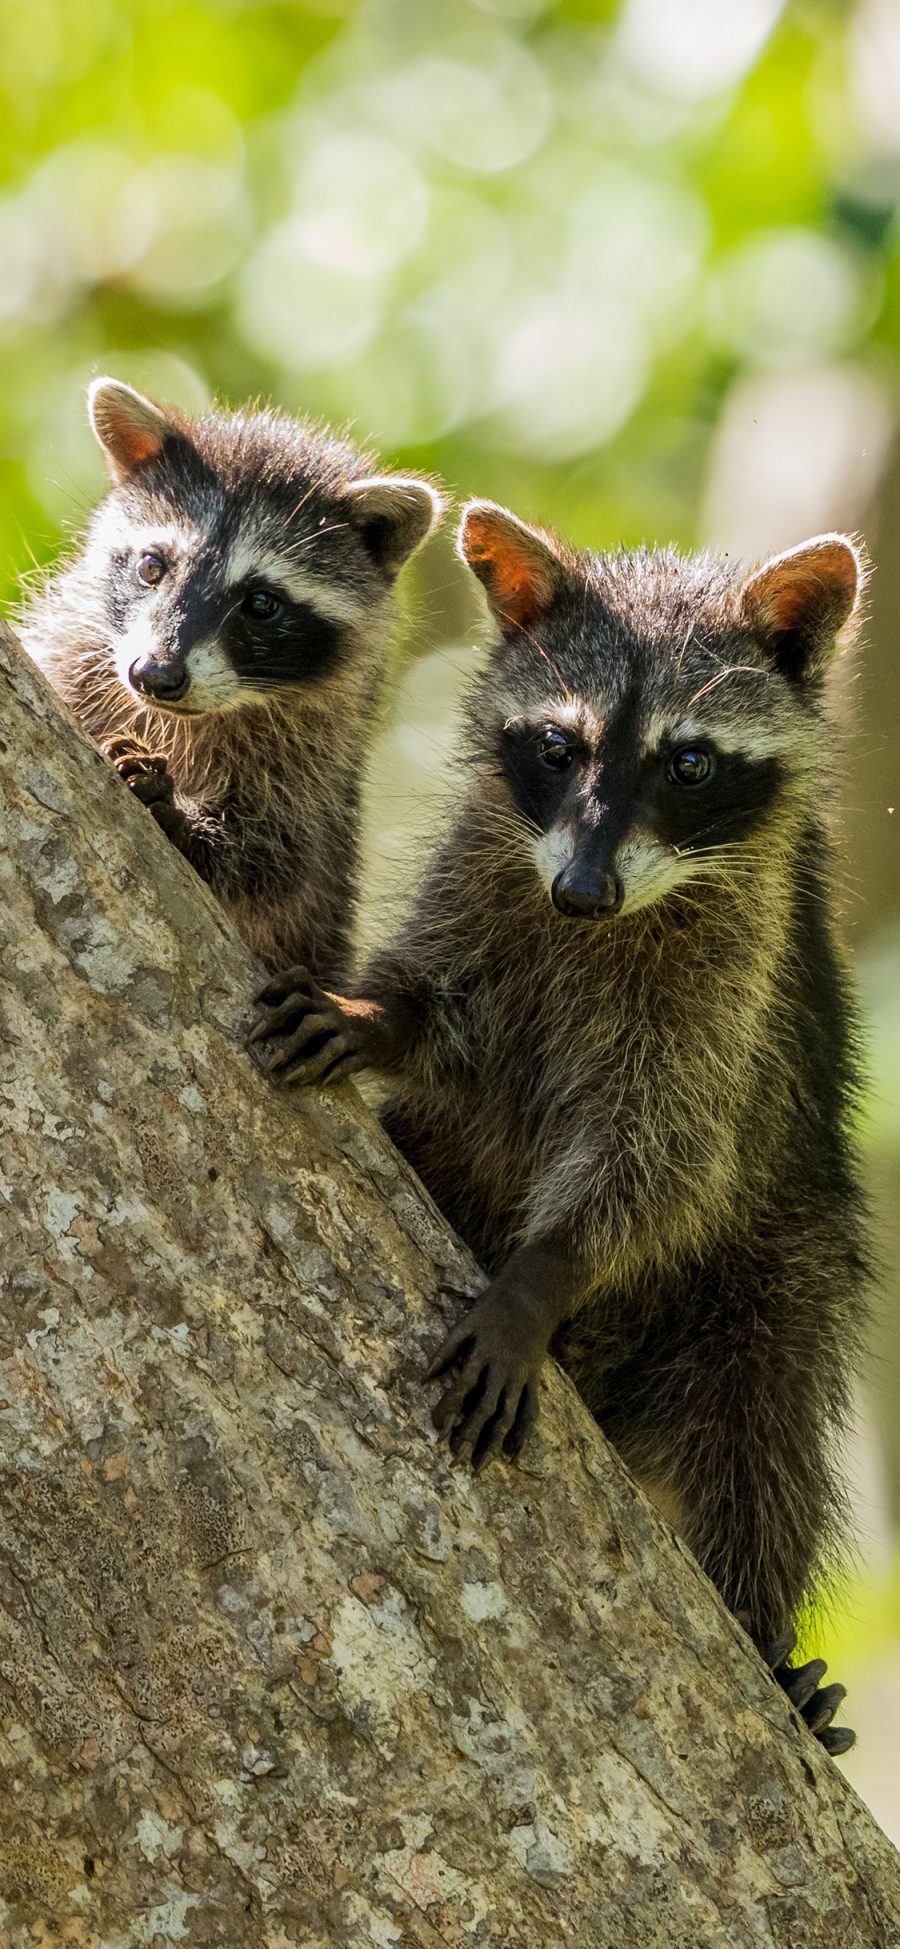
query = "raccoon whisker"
xmin=479 ymin=799 xmax=544 ymax=840
xmin=10 ymin=526 xmax=49 ymax=580
xmin=673 ymin=842 xmax=760 ymax=864
xmin=46 ymin=473 xmax=97 ymax=520
xmin=412 ymin=641 xmax=482 ymax=681
xmin=679 ymin=816 xmax=758 ymax=848
xmin=674 ymin=619 xmax=696 ymax=677
xmin=481 ymin=815 xmax=544 ymax=851
xmin=220 ymin=592 xmax=249 ymax=627
xmin=674 ymin=871 xmax=757 ymax=900
xmin=672 ymin=811 xmax=763 ymax=849
xmin=685 ymin=664 xmax=768 ymax=708
xmin=70 ymin=678 xmax=136 ymax=737
xmin=678 ymin=851 xmax=767 ymax=879
xmin=283 ymin=521 xmax=351 ymax=553
xmin=281 ymin=482 xmax=319 ymax=531
xmin=515 ymin=625 xmax=574 ymax=702
xmin=481 ymin=797 xmax=543 ymax=834
xmin=242 ymin=680 xmax=305 ymax=696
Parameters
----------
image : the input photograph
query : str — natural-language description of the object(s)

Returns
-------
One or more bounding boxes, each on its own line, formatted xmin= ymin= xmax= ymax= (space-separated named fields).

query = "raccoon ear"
xmin=342 ymin=476 xmax=444 ymax=576
xmin=457 ymin=500 xmax=567 ymax=633
xmin=739 ymin=534 xmax=864 ymax=681
xmin=88 ymin=378 xmax=177 ymax=482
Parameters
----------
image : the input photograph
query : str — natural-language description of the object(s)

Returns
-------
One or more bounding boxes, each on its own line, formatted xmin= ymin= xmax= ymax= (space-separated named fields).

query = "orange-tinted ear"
xmin=88 ymin=378 xmax=177 ymax=482
xmin=457 ymin=500 xmax=568 ymax=633
xmin=739 ymin=534 xmax=863 ymax=681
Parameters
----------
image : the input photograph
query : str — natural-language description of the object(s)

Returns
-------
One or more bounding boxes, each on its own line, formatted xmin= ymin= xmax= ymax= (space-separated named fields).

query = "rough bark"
xmin=0 ymin=616 xmax=898 ymax=1949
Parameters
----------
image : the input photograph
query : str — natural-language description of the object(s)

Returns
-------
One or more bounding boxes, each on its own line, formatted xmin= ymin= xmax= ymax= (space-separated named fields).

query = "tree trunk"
xmin=0 ymin=618 xmax=898 ymax=1949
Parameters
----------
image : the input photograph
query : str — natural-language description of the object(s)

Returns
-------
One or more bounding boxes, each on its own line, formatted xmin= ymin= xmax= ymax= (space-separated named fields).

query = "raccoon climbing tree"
xmin=1 ymin=614 xmax=899 ymax=1948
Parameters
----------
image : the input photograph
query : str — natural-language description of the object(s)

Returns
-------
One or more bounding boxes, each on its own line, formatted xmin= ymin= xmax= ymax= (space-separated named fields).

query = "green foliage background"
xmin=5 ymin=0 xmax=900 ymax=569
xmin=1 ymin=0 xmax=899 ymax=1829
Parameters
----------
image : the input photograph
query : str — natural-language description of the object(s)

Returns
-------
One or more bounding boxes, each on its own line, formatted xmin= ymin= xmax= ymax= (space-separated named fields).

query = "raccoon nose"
xmin=551 ymin=866 xmax=624 ymax=919
xmin=129 ymin=656 xmax=190 ymax=703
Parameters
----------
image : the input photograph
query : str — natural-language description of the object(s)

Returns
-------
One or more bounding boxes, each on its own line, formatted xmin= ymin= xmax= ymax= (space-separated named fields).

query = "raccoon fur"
xmin=17 ymin=378 xmax=443 ymax=978
xmin=252 ymin=500 xmax=870 ymax=1752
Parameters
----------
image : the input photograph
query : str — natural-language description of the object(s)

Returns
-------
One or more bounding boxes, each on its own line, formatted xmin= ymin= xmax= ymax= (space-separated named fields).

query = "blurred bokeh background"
xmin=1 ymin=0 xmax=898 ymax=1834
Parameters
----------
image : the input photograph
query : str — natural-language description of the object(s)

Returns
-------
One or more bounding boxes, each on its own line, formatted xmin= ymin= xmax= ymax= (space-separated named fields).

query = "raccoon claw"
xmin=426 ymin=1293 xmax=545 ymax=1471
xmin=759 ymin=1631 xmax=794 ymax=1670
xmin=250 ymin=967 xmax=325 ymax=1049
xmin=253 ymin=964 xmax=315 ymax=1010
xmin=106 ymin=734 xmax=169 ymax=796
xmin=263 ymin=1011 xmax=336 ymax=1064
xmin=804 ymin=1682 xmax=847 ymax=1736
xmin=780 ymin=1658 xmax=827 ymax=1712
xmin=104 ymin=736 xmax=184 ymax=836
xmin=284 ymin=1033 xmax=366 ymax=1088
xmin=818 ymin=1725 xmax=856 ymax=1757
xmin=761 ymin=1631 xmax=855 ymax=1755
xmin=249 ymin=970 xmax=365 ymax=1088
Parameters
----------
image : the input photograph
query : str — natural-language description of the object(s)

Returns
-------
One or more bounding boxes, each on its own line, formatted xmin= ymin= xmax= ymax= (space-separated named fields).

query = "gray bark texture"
xmin=1 ymin=615 xmax=899 ymax=1949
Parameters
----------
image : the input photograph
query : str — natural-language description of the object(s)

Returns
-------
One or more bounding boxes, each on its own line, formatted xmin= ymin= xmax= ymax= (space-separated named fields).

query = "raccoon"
xmin=17 ymin=379 xmax=443 ymax=978
xmin=251 ymin=501 xmax=870 ymax=1753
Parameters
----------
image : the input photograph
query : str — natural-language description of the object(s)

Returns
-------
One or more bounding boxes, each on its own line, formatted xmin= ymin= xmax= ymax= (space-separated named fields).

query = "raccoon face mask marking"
xmin=84 ymin=378 xmax=444 ymax=719
xmin=458 ymin=501 xmax=861 ymax=922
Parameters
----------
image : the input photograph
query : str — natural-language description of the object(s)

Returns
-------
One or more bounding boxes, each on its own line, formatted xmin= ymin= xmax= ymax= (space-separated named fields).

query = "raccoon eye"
xmin=667 ymin=746 xmax=714 ymax=787
xmin=538 ymin=728 xmax=574 ymax=771
xmin=137 ymin=551 xmax=167 ymax=587
xmin=243 ymin=587 xmax=283 ymax=622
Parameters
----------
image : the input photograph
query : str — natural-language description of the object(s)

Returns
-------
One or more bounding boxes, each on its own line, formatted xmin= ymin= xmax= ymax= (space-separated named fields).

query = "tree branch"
xmin=1 ymin=618 xmax=898 ymax=1946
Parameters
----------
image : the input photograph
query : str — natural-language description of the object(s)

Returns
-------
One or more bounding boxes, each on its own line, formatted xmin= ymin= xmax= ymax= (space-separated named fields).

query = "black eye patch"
xmin=654 ymin=749 xmax=784 ymax=852
xmin=498 ymin=722 xmax=580 ymax=829
xmin=224 ymin=598 xmax=345 ymax=686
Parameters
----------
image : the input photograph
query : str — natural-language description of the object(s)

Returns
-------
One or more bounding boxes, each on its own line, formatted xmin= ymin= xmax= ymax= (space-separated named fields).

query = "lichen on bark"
xmin=1 ymin=617 xmax=899 ymax=1948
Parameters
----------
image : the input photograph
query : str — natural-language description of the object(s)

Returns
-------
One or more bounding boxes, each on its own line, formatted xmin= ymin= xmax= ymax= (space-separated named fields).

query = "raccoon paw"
xmin=762 ymin=1631 xmax=855 ymax=1755
xmin=105 ymin=733 xmax=170 ymax=802
xmin=425 ymin=1291 xmax=543 ymax=1473
xmin=249 ymin=968 xmax=366 ymax=1088
xmin=104 ymin=737 xmax=185 ymax=838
